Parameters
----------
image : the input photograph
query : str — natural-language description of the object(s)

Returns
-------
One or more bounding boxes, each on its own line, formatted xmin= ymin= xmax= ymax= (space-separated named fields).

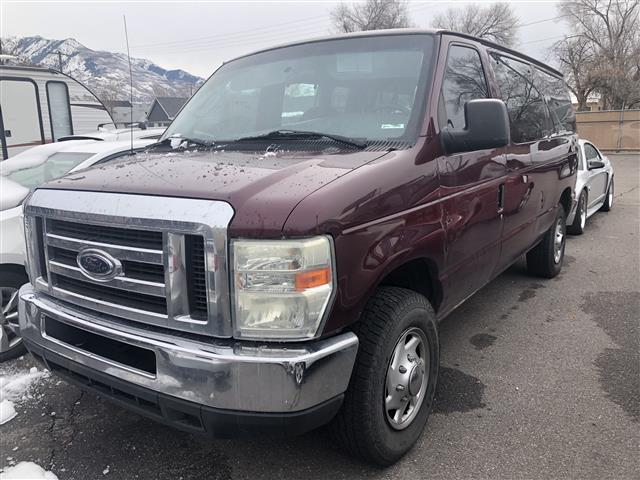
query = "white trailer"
xmin=0 ymin=65 xmax=114 ymax=159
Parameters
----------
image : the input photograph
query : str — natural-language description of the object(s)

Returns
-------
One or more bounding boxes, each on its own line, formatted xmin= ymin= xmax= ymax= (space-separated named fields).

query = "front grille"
xmin=24 ymin=190 xmax=233 ymax=338
xmin=31 ymin=216 xmax=211 ymax=333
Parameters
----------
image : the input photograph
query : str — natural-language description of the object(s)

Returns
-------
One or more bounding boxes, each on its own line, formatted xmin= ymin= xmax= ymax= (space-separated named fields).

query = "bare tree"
xmin=557 ymin=0 xmax=640 ymax=109
xmin=330 ymin=0 xmax=412 ymax=33
xmin=432 ymin=3 xmax=519 ymax=47
xmin=553 ymin=36 xmax=597 ymax=111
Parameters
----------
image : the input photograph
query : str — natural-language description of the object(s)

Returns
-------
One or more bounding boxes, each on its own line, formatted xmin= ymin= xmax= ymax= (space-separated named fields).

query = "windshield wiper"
xmin=234 ymin=129 xmax=367 ymax=149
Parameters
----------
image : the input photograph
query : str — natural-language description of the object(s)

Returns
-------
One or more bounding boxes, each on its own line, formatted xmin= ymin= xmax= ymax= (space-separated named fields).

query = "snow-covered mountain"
xmin=2 ymin=36 xmax=203 ymax=103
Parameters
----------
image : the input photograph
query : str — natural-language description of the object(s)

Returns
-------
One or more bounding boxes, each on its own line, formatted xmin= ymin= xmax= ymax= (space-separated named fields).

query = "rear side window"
xmin=439 ymin=45 xmax=489 ymax=131
xmin=490 ymin=54 xmax=552 ymax=143
xmin=534 ymin=68 xmax=576 ymax=134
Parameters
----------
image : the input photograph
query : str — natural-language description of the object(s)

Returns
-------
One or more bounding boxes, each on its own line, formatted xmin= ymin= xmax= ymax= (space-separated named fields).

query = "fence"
xmin=575 ymin=109 xmax=640 ymax=151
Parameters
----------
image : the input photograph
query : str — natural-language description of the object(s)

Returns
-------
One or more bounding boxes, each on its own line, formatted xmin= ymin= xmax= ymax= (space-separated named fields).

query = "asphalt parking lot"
xmin=1 ymin=153 xmax=638 ymax=480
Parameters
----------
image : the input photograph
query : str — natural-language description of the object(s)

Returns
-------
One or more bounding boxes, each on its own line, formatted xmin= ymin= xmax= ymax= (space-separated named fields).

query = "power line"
xmin=521 ymin=34 xmax=580 ymax=46
xmin=133 ymin=23 xmax=329 ymax=55
xmin=131 ymin=14 xmax=328 ymax=49
xmin=518 ymin=13 xmax=572 ymax=28
xmin=133 ymin=2 xmax=435 ymax=53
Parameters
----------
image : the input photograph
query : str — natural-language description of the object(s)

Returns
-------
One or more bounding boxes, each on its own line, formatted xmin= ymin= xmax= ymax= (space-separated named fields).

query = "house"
xmin=146 ymin=96 xmax=188 ymax=127
xmin=107 ymin=101 xmax=149 ymax=128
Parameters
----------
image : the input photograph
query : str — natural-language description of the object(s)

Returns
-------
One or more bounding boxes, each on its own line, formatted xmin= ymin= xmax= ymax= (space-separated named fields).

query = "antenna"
xmin=123 ymin=15 xmax=134 ymax=154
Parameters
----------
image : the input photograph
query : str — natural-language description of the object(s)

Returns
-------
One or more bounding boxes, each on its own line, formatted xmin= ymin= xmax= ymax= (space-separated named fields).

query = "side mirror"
xmin=588 ymin=160 xmax=605 ymax=170
xmin=441 ymin=99 xmax=510 ymax=154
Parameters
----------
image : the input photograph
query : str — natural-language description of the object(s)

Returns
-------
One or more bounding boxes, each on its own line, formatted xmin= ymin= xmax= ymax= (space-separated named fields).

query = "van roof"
xmin=226 ymin=28 xmax=563 ymax=79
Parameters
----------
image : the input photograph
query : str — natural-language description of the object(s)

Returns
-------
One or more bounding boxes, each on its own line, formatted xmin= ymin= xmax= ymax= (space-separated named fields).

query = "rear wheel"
xmin=600 ymin=178 xmax=614 ymax=212
xmin=526 ymin=205 xmax=566 ymax=278
xmin=568 ymin=190 xmax=587 ymax=235
xmin=330 ymin=287 xmax=439 ymax=466
xmin=0 ymin=268 xmax=29 ymax=362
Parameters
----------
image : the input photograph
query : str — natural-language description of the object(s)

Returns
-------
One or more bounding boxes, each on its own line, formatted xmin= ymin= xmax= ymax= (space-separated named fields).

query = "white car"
xmin=0 ymin=138 xmax=157 ymax=360
xmin=567 ymin=139 xmax=614 ymax=234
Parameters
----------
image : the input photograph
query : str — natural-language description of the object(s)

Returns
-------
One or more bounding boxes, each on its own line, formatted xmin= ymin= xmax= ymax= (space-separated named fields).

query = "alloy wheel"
xmin=553 ymin=219 xmax=565 ymax=264
xmin=0 ymin=287 xmax=22 ymax=354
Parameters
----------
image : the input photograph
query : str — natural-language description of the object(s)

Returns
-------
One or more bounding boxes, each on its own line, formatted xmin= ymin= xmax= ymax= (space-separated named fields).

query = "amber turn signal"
xmin=295 ymin=267 xmax=331 ymax=291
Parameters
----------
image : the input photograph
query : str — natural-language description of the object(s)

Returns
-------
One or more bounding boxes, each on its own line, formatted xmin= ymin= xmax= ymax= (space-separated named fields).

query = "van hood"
xmin=43 ymin=148 xmax=391 ymax=235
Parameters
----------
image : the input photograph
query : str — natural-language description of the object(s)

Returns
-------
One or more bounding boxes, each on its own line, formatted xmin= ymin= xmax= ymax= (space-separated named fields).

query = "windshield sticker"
xmin=381 ymin=124 xmax=405 ymax=129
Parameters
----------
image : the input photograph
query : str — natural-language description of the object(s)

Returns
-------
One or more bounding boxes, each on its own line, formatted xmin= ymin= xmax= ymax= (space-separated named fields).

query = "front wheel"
xmin=330 ymin=287 xmax=439 ymax=466
xmin=0 ymin=268 xmax=29 ymax=362
xmin=526 ymin=205 xmax=566 ymax=278
xmin=600 ymin=178 xmax=614 ymax=212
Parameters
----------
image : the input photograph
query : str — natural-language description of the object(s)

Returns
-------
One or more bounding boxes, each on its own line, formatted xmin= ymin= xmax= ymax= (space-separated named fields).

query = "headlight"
xmin=231 ymin=236 xmax=335 ymax=340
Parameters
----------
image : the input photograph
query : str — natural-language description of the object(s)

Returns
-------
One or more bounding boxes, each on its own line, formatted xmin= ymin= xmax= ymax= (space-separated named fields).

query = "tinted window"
xmin=490 ymin=54 xmax=552 ymax=143
xmin=439 ymin=45 xmax=489 ymax=130
xmin=583 ymin=143 xmax=600 ymax=161
xmin=534 ymin=68 xmax=575 ymax=134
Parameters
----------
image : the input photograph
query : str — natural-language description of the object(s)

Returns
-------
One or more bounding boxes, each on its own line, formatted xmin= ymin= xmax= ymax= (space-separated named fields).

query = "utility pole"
xmin=45 ymin=51 xmax=71 ymax=73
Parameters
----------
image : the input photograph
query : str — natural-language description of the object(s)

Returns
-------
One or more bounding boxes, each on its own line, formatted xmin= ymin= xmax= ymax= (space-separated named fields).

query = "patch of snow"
xmin=0 ymin=367 xmax=49 ymax=424
xmin=0 ymin=399 xmax=17 ymax=425
xmin=0 ymin=461 xmax=58 ymax=479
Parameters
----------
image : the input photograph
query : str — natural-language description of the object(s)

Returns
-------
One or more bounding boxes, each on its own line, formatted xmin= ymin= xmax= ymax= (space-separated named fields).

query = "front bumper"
xmin=19 ymin=284 xmax=358 ymax=436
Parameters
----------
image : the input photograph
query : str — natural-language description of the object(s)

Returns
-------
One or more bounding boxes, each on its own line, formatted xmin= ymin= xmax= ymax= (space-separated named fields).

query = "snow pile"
xmin=0 ymin=461 xmax=58 ymax=479
xmin=0 ymin=399 xmax=17 ymax=425
xmin=0 ymin=366 xmax=49 ymax=425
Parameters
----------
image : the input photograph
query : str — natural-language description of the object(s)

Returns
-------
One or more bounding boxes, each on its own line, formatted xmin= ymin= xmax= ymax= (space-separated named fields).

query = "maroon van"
xmin=19 ymin=30 xmax=577 ymax=465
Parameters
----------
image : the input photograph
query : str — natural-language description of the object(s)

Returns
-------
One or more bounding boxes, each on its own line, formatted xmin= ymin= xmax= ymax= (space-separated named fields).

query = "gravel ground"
xmin=1 ymin=154 xmax=638 ymax=480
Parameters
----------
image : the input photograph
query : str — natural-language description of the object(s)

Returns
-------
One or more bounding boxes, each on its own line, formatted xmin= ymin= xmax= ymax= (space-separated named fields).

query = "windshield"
xmin=4 ymin=151 xmax=94 ymax=188
xmin=163 ymin=34 xmax=435 ymax=145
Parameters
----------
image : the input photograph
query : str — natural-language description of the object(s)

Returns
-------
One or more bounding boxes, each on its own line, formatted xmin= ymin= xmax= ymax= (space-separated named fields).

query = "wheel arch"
xmin=559 ymin=187 xmax=573 ymax=216
xmin=376 ymin=257 xmax=443 ymax=314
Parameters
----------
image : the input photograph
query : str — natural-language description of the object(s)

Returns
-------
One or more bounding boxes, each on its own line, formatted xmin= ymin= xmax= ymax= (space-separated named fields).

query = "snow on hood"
xmin=0 ymin=177 xmax=30 ymax=211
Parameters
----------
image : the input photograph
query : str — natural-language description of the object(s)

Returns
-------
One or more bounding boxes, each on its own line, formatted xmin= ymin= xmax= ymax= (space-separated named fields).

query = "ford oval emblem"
xmin=77 ymin=249 xmax=122 ymax=282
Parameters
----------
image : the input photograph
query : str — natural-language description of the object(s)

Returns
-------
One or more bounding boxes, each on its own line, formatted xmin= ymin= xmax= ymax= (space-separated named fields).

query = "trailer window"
xmin=47 ymin=82 xmax=73 ymax=140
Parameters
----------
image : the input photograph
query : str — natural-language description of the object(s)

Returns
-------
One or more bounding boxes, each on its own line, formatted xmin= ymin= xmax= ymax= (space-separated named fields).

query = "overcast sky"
xmin=2 ymin=1 xmax=568 ymax=78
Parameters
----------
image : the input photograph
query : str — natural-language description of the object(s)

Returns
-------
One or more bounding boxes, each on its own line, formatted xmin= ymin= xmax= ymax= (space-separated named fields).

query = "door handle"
xmin=498 ymin=183 xmax=505 ymax=213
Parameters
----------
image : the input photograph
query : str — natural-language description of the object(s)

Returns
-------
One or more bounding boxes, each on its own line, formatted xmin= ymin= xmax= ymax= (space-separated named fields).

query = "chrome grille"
xmin=24 ymin=190 xmax=235 ymax=337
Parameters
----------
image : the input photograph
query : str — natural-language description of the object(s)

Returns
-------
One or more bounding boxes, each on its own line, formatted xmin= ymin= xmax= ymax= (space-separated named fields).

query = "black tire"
xmin=600 ymin=177 xmax=613 ymax=212
xmin=526 ymin=205 xmax=566 ymax=278
xmin=0 ymin=267 xmax=29 ymax=362
xmin=330 ymin=287 xmax=439 ymax=466
xmin=568 ymin=189 xmax=587 ymax=235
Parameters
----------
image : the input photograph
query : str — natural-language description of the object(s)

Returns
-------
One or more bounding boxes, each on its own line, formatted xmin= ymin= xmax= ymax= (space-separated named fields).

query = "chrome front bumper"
xmin=19 ymin=284 xmax=358 ymax=415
